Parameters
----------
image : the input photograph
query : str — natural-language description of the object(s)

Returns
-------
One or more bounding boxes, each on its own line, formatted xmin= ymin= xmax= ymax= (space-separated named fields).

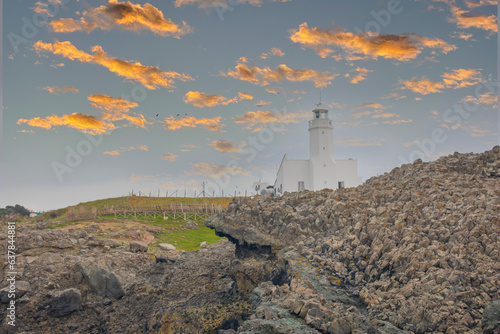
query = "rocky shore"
xmin=0 ymin=147 xmax=499 ymax=333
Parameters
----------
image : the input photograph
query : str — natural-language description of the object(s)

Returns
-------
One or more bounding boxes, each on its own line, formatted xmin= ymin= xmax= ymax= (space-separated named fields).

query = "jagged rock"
xmin=50 ymin=288 xmax=81 ymax=317
xmin=76 ymin=261 xmax=125 ymax=299
xmin=482 ymin=300 xmax=500 ymax=334
xmin=129 ymin=240 xmax=148 ymax=253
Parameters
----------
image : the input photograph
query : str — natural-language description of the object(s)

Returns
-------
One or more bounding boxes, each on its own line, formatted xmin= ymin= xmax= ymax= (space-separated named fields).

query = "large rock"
xmin=0 ymin=281 xmax=31 ymax=303
xmin=158 ymin=243 xmax=176 ymax=251
xmin=50 ymin=288 xmax=81 ymax=317
xmin=76 ymin=261 xmax=125 ymax=299
xmin=482 ymin=300 xmax=500 ymax=334
xmin=185 ymin=220 xmax=198 ymax=229
xmin=129 ymin=240 xmax=148 ymax=252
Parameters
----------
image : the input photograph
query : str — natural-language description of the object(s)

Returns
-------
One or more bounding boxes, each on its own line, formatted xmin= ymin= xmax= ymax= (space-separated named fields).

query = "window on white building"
xmin=298 ymin=181 xmax=305 ymax=191
xmin=338 ymin=181 xmax=345 ymax=189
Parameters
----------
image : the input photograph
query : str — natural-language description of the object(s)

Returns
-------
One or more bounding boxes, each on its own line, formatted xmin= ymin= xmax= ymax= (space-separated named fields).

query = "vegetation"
xmin=0 ymin=204 xmax=30 ymax=217
xmin=39 ymin=195 xmax=233 ymax=251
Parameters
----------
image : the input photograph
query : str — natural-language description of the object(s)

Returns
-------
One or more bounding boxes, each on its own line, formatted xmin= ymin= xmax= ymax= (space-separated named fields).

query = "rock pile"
xmin=207 ymin=146 xmax=500 ymax=333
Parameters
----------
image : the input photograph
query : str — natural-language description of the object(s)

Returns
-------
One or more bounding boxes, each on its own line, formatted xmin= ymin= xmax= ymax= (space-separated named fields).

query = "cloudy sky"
xmin=2 ymin=0 xmax=498 ymax=211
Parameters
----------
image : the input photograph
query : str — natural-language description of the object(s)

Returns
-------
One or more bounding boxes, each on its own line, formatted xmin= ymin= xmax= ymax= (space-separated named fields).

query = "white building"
xmin=274 ymin=103 xmax=362 ymax=195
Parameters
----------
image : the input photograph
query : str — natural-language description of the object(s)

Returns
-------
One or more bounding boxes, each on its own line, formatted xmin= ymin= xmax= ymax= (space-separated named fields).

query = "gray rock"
xmin=185 ymin=220 xmax=198 ymax=229
xmin=129 ymin=240 xmax=148 ymax=252
xmin=50 ymin=288 xmax=81 ymax=317
xmin=76 ymin=261 xmax=125 ymax=299
xmin=158 ymin=243 xmax=176 ymax=251
xmin=482 ymin=300 xmax=500 ymax=334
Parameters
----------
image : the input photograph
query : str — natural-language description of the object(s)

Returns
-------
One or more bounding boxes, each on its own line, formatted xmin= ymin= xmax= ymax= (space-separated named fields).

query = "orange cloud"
xmin=350 ymin=67 xmax=372 ymax=84
xmin=355 ymin=102 xmax=388 ymax=110
xmin=400 ymin=68 xmax=483 ymax=95
xmin=163 ymin=116 xmax=224 ymax=131
xmin=88 ymin=94 xmax=149 ymax=129
xmin=103 ymin=145 xmax=148 ymax=156
xmin=43 ymin=85 xmax=79 ymax=94
xmin=183 ymin=91 xmax=252 ymax=107
xmin=449 ymin=5 xmax=497 ymax=32
xmin=161 ymin=153 xmax=178 ymax=161
xmin=441 ymin=68 xmax=483 ymax=88
xmin=289 ymin=22 xmax=456 ymax=61
xmin=465 ymin=0 xmax=497 ymax=8
xmin=460 ymin=91 xmax=498 ymax=106
xmin=222 ymin=63 xmax=336 ymax=88
xmin=372 ymin=112 xmax=398 ymax=119
xmin=352 ymin=111 xmax=371 ymax=118
xmin=50 ymin=0 xmax=191 ymax=37
xmin=188 ymin=162 xmax=249 ymax=178
xmin=234 ymin=110 xmax=308 ymax=131
xmin=17 ymin=113 xmax=115 ymax=135
xmin=400 ymin=77 xmax=445 ymax=95
xmin=210 ymin=140 xmax=243 ymax=153
xmin=34 ymin=40 xmax=192 ymax=89
xmin=260 ymin=47 xmax=285 ymax=59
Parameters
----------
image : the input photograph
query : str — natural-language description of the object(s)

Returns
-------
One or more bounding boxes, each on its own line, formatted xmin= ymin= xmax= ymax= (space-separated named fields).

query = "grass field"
xmin=38 ymin=196 xmax=234 ymax=251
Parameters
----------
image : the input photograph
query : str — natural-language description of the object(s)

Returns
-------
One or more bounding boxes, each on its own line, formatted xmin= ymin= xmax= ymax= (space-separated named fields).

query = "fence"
xmin=66 ymin=203 xmax=224 ymax=222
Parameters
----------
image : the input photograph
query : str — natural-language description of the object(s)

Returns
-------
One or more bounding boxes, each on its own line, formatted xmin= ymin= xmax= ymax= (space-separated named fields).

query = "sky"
xmin=1 ymin=0 xmax=498 ymax=211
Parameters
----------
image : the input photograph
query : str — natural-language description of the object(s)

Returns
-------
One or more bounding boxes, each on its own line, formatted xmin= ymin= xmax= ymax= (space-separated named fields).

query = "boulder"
xmin=50 ymin=288 xmax=81 ymax=317
xmin=129 ymin=240 xmax=148 ymax=253
xmin=158 ymin=243 xmax=176 ymax=251
xmin=76 ymin=261 xmax=125 ymax=299
xmin=185 ymin=220 xmax=198 ymax=229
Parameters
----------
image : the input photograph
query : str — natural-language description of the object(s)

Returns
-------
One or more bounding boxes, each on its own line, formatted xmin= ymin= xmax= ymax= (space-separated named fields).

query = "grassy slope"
xmin=38 ymin=196 xmax=235 ymax=251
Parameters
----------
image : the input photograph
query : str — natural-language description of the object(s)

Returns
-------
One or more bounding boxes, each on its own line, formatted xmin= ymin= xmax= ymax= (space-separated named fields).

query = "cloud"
xmin=350 ymin=67 xmax=372 ymax=84
xmin=43 ymin=85 xmax=79 ymax=94
xmin=400 ymin=77 xmax=445 ymax=95
xmin=260 ymin=47 xmax=285 ymax=59
xmin=371 ymin=112 xmax=398 ymax=119
xmin=50 ymin=0 xmax=191 ymax=38
xmin=88 ymin=94 xmax=149 ymax=128
xmin=130 ymin=173 xmax=156 ymax=182
xmin=460 ymin=91 xmax=497 ymax=106
xmin=210 ymin=140 xmax=243 ymax=153
xmin=289 ymin=22 xmax=456 ymax=61
xmin=161 ymin=153 xmax=178 ymax=161
xmin=449 ymin=5 xmax=497 ymax=32
xmin=183 ymin=91 xmax=253 ymax=107
xmin=256 ymin=100 xmax=271 ymax=106
xmin=18 ymin=113 xmax=115 ymax=135
xmin=221 ymin=63 xmax=337 ymax=88
xmin=18 ymin=94 xmax=149 ymax=134
xmin=451 ymin=31 xmax=474 ymax=40
xmin=400 ymin=68 xmax=483 ymax=95
xmin=352 ymin=111 xmax=371 ymax=118
xmin=441 ymin=68 xmax=483 ymax=88
xmin=188 ymin=162 xmax=250 ymax=178
xmin=174 ymin=0 xmax=291 ymax=9
xmin=163 ymin=116 xmax=224 ymax=131
xmin=234 ymin=110 xmax=308 ymax=131
xmin=355 ymin=102 xmax=389 ymax=110
xmin=465 ymin=0 xmax=497 ymax=8
xmin=382 ymin=119 xmax=413 ymax=125
xmin=34 ymin=40 xmax=193 ymax=89
xmin=336 ymin=137 xmax=385 ymax=147
xmin=180 ymin=144 xmax=200 ymax=152
xmin=103 ymin=145 xmax=148 ymax=156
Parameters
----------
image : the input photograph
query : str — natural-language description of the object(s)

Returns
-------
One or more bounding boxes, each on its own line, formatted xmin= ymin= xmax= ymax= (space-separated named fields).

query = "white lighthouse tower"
xmin=308 ymin=102 xmax=338 ymax=190
xmin=274 ymin=101 xmax=362 ymax=195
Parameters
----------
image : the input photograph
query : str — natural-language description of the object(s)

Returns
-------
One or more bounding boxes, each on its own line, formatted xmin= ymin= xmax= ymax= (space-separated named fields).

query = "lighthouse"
xmin=274 ymin=102 xmax=362 ymax=195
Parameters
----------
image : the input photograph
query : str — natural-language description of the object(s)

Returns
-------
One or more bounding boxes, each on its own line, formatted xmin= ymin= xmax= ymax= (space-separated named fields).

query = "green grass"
xmin=36 ymin=195 xmax=232 ymax=252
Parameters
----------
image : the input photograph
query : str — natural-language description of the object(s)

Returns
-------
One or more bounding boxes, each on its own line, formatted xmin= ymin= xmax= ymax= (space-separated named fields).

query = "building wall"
xmin=336 ymin=159 xmax=363 ymax=188
xmin=275 ymin=156 xmax=310 ymax=195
